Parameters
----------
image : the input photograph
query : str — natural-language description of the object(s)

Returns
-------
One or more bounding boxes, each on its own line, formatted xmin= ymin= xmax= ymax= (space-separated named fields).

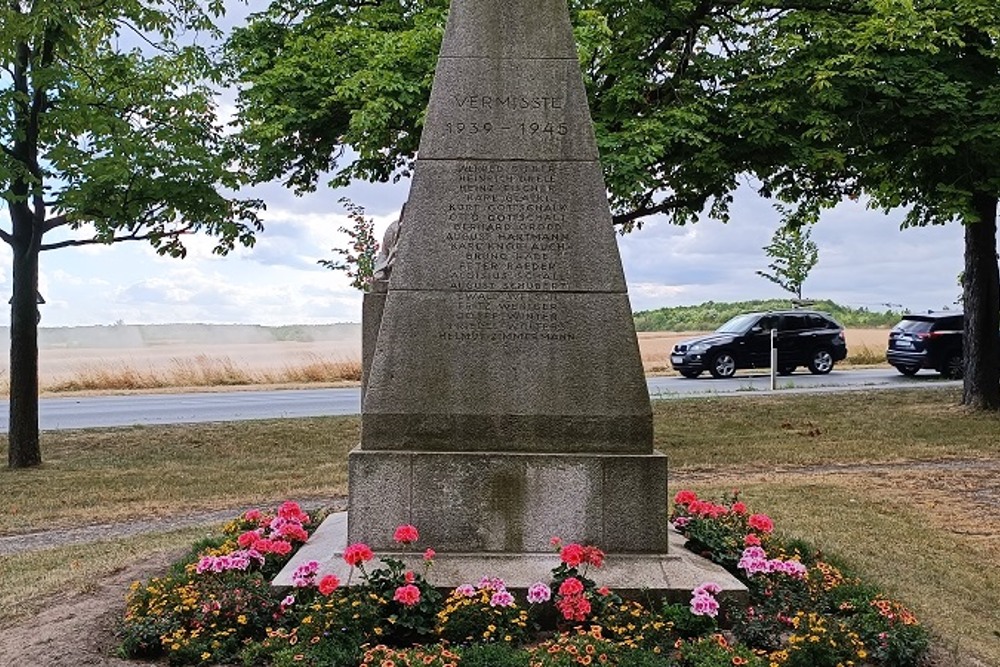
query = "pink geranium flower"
xmin=317 ymin=574 xmax=340 ymax=596
xmin=343 ymin=543 xmax=375 ymax=567
xmin=560 ymin=543 xmax=586 ymax=567
xmin=393 ymin=584 xmax=421 ymax=606
xmin=674 ymin=489 xmax=698 ymax=505
xmin=558 ymin=577 xmax=584 ymax=596
xmin=527 ymin=582 xmax=551 ymax=603
xmin=423 ymin=548 xmax=436 ymax=561
xmin=748 ymin=513 xmax=774 ymax=533
xmin=490 ymin=590 xmax=515 ymax=607
xmin=690 ymin=592 xmax=720 ymax=618
xmin=393 ymin=524 xmax=419 ymax=545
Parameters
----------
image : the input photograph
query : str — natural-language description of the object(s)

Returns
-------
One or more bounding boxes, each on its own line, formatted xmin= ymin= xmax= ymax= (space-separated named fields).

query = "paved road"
xmin=0 ymin=369 xmax=959 ymax=432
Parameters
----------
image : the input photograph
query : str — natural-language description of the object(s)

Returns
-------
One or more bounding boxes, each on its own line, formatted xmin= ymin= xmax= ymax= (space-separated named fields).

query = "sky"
xmin=13 ymin=180 xmax=963 ymax=328
xmin=0 ymin=5 xmax=968 ymax=329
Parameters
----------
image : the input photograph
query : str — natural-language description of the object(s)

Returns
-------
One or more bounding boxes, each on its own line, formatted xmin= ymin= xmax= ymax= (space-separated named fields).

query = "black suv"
xmin=670 ymin=310 xmax=848 ymax=379
xmin=886 ymin=312 xmax=964 ymax=378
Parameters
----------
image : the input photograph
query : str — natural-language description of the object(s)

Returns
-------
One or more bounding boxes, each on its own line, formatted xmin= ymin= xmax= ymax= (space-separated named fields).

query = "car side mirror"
xmin=750 ymin=325 xmax=764 ymax=334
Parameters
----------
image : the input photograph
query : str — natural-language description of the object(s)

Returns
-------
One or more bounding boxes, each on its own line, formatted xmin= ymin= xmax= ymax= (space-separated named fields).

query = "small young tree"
xmin=319 ymin=198 xmax=379 ymax=291
xmin=756 ymin=224 xmax=819 ymax=301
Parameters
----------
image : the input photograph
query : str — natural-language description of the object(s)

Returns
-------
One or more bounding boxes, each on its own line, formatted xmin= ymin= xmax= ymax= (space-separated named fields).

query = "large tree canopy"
xmin=227 ymin=0 xmax=999 ymax=409
xmin=2 ymin=0 xmax=264 ymax=467
xmin=735 ymin=0 xmax=1000 ymax=408
xmin=225 ymin=0 xmax=767 ymax=230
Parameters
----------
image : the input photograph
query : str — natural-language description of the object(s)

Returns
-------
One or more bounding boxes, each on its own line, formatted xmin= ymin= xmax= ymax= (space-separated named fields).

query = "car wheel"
xmin=679 ymin=370 xmax=701 ymax=379
xmin=942 ymin=354 xmax=963 ymax=379
xmin=778 ymin=366 xmax=796 ymax=376
xmin=708 ymin=352 xmax=737 ymax=379
xmin=808 ymin=348 xmax=834 ymax=374
xmin=895 ymin=365 xmax=920 ymax=377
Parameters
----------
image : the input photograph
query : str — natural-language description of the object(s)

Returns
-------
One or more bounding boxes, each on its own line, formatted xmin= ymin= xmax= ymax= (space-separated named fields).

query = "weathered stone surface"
xmin=362 ymin=291 xmax=650 ymax=453
xmin=390 ymin=160 xmax=623 ymax=292
xmin=360 ymin=281 xmax=387 ymax=398
xmin=439 ymin=0 xmax=576 ymax=60
xmin=348 ymin=448 xmax=666 ymax=553
xmin=419 ymin=59 xmax=598 ymax=161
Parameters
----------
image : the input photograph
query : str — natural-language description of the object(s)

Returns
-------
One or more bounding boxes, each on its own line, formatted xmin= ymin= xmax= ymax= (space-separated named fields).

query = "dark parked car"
xmin=670 ymin=310 xmax=848 ymax=379
xmin=886 ymin=312 xmax=964 ymax=378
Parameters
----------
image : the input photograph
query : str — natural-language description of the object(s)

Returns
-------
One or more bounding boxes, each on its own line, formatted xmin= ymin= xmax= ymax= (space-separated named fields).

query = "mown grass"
xmin=0 ymin=528 xmax=207 ymax=625
xmin=1 ymin=386 xmax=998 ymax=663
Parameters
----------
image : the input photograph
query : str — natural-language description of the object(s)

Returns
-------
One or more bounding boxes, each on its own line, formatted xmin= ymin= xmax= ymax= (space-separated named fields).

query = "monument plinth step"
xmin=274 ymin=512 xmax=748 ymax=606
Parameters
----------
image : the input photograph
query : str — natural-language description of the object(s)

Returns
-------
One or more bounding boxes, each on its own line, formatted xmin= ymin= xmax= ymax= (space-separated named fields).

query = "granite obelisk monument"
xmin=278 ymin=0 xmax=744 ymax=597
xmin=352 ymin=0 xmax=663 ymax=554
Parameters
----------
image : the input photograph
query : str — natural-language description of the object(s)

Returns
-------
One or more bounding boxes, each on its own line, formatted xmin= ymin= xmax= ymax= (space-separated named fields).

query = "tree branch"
xmin=39 ymin=224 xmax=196 ymax=252
xmin=39 ymin=214 xmax=70 ymax=234
xmin=611 ymin=191 xmax=711 ymax=228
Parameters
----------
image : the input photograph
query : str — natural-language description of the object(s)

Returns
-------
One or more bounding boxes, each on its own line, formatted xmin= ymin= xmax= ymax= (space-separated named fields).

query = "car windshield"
xmin=716 ymin=314 xmax=759 ymax=334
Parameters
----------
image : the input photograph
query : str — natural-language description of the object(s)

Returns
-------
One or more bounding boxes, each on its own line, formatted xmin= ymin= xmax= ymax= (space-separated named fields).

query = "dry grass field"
xmin=0 ymin=327 xmax=893 ymax=394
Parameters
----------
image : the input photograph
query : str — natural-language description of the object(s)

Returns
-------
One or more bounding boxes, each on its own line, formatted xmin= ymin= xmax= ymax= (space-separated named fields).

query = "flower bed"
xmin=118 ymin=493 xmax=929 ymax=666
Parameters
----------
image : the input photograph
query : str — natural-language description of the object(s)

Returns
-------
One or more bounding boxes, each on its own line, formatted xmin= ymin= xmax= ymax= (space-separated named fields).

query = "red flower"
xmin=393 ymin=584 xmax=421 ymax=606
xmin=393 ymin=524 xmax=420 ymax=545
xmin=744 ymin=533 xmax=762 ymax=546
xmin=732 ymin=501 xmax=747 ymax=515
xmin=556 ymin=593 xmax=591 ymax=621
xmin=271 ymin=540 xmax=293 ymax=556
xmin=278 ymin=501 xmax=310 ymax=523
xmin=237 ymin=530 xmax=260 ymax=548
xmin=558 ymin=577 xmax=584 ymax=596
xmin=278 ymin=523 xmax=309 ymax=543
xmin=560 ymin=543 xmax=586 ymax=567
xmin=423 ymin=548 xmax=436 ymax=561
xmin=404 ymin=570 xmax=415 ymax=584
xmin=597 ymin=586 xmax=610 ymax=596
xmin=343 ymin=543 xmax=375 ymax=567
xmin=550 ymin=536 xmax=563 ymax=547
xmin=317 ymin=574 xmax=340 ymax=596
xmin=244 ymin=509 xmax=262 ymax=522
xmin=585 ymin=546 xmax=605 ymax=568
xmin=674 ymin=490 xmax=698 ymax=506
xmin=748 ymin=514 xmax=774 ymax=534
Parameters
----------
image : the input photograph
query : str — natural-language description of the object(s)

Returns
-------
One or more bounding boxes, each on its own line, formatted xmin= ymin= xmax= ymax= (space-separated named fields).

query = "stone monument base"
xmin=347 ymin=447 xmax=669 ymax=553
xmin=273 ymin=512 xmax=747 ymax=605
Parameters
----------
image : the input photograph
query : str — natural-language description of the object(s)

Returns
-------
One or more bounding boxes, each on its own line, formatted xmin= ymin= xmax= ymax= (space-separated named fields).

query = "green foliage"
xmin=458 ymin=642 xmax=532 ymax=667
xmin=676 ymin=634 xmax=764 ymax=667
xmin=633 ymin=299 xmax=901 ymax=331
xmin=225 ymin=1 xmax=769 ymax=228
xmin=317 ymin=198 xmax=380 ymax=292
xmin=757 ymin=224 xmax=819 ymax=300
xmin=0 ymin=0 xmax=263 ymax=256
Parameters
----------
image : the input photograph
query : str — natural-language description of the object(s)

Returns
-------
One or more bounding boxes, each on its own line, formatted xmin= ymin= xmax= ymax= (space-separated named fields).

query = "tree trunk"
xmin=961 ymin=192 xmax=1000 ymax=410
xmin=7 ymin=204 xmax=41 ymax=468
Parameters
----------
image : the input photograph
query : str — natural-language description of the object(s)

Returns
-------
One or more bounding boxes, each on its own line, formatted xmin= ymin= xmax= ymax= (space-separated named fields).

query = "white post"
xmin=770 ymin=328 xmax=777 ymax=390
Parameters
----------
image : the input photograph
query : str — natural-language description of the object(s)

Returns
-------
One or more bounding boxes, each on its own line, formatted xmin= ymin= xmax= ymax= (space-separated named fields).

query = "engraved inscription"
xmin=440 ymin=292 xmax=577 ymax=342
xmin=444 ymin=163 xmax=572 ymax=291
xmin=443 ymin=92 xmax=570 ymax=140
xmin=452 ymin=95 xmax=565 ymax=110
